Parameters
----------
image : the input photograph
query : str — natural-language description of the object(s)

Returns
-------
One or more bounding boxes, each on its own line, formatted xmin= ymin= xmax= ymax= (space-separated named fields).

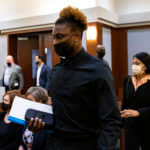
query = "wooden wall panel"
xmin=7 ymin=35 xmax=18 ymax=63
xmin=39 ymin=35 xmax=45 ymax=57
xmin=111 ymin=28 xmax=128 ymax=95
xmin=44 ymin=33 xmax=60 ymax=67
xmin=97 ymin=23 xmax=103 ymax=45
xmin=39 ymin=33 xmax=60 ymax=66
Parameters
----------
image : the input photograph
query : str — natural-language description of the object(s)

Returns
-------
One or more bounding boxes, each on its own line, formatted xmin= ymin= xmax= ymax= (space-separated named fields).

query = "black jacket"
xmin=0 ymin=112 xmax=23 ymax=150
xmin=34 ymin=64 xmax=51 ymax=90
xmin=122 ymin=76 xmax=150 ymax=128
xmin=49 ymin=48 xmax=122 ymax=150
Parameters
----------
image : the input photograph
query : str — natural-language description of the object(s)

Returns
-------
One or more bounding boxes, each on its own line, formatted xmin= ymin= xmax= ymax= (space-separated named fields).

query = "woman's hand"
xmin=120 ymin=109 xmax=140 ymax=118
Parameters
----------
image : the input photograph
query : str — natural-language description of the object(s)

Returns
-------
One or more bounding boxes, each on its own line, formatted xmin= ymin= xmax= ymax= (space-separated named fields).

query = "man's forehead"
xmin=6 ymin=56 xmax=12 ymax=61
xmin=53 ymin=24 xmax=71 ymax=34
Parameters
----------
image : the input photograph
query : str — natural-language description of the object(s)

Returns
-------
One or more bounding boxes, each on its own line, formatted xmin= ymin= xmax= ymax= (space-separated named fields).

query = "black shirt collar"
xmin=60 ymin=48 xmax=86 ymax=65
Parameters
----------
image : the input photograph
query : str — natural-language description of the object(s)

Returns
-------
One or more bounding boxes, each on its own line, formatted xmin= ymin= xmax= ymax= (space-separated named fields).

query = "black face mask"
xmin=7 ymin=63 xmax=11 ymax=67
xmin=35 ymin=61 xmax=40 ymax=65
xmin=54 ymin=40 xmax=74 ymax=57
xmin=1 ymin=102 xmax=9 ymax=111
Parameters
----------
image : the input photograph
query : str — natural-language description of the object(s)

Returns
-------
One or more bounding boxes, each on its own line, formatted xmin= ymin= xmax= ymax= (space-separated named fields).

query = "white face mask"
xmin=132 ymin=64 xmax=144 ymax=75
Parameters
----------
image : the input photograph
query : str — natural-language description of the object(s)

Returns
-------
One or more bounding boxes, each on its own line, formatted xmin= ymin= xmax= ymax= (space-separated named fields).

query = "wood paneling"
xmin=17 ymin=36 xmax=39 ymax=93
xmin=39 ymin=33 xmax=60 ymax=66
xmin=7 ymin=35 xmax=18 ymax=63
xmin=87 ymin=22 xmax=102 ymax=56
xmin=39 ymin=35 xmax=45 ymax=55
xmin=111 ymin=28 xmax=128 ymax=94
xmin=2 ymin=27 xmax=53 ymax=35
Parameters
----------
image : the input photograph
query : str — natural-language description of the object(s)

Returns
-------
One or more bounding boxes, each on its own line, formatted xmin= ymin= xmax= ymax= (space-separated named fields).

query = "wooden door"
xmin=39 ymin=33 xmax=60 ymax=67
xmin=17 ymin=36 xmax=39 ymax=93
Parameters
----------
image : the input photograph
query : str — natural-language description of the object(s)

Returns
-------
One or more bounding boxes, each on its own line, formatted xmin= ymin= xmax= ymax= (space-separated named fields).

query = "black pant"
xmin=124 ymin=125 xmax=150 ymax=150
xmin=45 ymin=132 xmax=98 ymax=150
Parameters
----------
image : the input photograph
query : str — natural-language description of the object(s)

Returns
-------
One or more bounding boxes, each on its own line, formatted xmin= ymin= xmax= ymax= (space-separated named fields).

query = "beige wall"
xmin=116 ymin=0 xmax=150 ymax=15
xmin=96 ymin=0 xmax=116 ymax=12
xmin=0 ymin=0 xmax=96 ymax=22
xmin=0 ymin=36 xmax=7 ymax=84
xmin=0 ymin=0 xmax=119 ymax=23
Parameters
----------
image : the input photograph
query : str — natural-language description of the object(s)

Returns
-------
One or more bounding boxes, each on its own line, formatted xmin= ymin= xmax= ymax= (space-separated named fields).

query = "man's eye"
xmin=54 ymin=35 xmax=66 ymax=39
xmin=56 ymin=36 xmax=62 ymax=39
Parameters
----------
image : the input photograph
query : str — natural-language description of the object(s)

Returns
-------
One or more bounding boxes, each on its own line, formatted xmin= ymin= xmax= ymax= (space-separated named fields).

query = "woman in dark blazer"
xmin=121 ymin=52 xmax=150 ymax=150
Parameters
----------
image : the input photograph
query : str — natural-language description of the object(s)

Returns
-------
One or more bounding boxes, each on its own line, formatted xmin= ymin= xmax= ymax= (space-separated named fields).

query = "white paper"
xmin=8 ymin=96 xmax=53 ymax=125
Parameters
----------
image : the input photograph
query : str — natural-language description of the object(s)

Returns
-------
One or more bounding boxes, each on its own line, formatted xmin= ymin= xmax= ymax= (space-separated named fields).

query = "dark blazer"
xmin=34 ymin=64 xmax=50 ymax=90
xmin=2 ymin=64 xmax=24 ymax=90
xmin=0 ymin=112 xmax=23 ymax=150
xmin=122 ymin=76 xmax=150 ymax=128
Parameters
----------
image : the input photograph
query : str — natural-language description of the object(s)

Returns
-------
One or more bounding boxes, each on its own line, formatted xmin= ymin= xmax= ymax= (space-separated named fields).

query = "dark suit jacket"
xmin=2 ymin=64 xmax=24 ymax=90
xmin=34 ymin=64 xmax=50 ymax=90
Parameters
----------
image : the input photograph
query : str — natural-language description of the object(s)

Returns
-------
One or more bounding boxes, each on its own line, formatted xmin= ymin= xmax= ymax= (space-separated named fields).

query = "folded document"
xmin=8 ymin=96 xmax=53 ymax=125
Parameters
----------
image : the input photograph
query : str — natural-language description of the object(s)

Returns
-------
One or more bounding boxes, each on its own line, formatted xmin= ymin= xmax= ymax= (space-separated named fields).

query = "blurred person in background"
xmin=2 ymin=55 xmax=24 ymax=92
xmin=96 ymin=45 xmax=109 ymax=67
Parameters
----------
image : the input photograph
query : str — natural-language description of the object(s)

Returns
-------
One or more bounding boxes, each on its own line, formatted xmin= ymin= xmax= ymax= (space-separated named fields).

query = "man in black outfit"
xmin=28 ymin=6 xmax=122 ymax=150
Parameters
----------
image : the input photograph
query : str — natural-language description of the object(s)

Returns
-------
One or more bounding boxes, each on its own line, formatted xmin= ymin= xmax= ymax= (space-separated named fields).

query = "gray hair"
xmin=25 ymin=87 xmax=48 ymax=104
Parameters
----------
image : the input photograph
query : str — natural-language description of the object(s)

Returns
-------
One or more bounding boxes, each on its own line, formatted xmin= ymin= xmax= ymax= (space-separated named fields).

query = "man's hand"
xmin=120 ymin=109 xmax=140 ymax=118
xmin=28 ymin=117 xmax=45 ymax=133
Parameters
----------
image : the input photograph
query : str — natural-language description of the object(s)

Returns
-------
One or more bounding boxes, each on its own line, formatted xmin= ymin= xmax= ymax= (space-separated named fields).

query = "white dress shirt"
xmin=36 ymin=64 xmax=43 ymax=86
xmin=4 ymin=67 xmax=12 ymax=86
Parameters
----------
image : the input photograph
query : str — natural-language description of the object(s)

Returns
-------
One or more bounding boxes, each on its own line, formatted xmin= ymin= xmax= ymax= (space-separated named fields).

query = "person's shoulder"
xmin=86 ymin=53 xmax=109 ymax=71
xmin=52 ymin=62 xmax=61 ymax=70
xmin=83 ymin=52 xmax=112 ymax=80
xmin=0 ymin=112 xmax=6 ymax=120
xmin=123 ymin=75 xmax=131 ymax=81
xmin=0 ymin=112 xmax=5 ymax=116
xmin=14 ymin=64 xmax=22 ymax=70
xmin=123 ymin=75 xmax=131 ymax=85
xmin=83 ymin=51 xmax=105 ymax=67
xmin=43 ymin=64 xmax=50 ymax=69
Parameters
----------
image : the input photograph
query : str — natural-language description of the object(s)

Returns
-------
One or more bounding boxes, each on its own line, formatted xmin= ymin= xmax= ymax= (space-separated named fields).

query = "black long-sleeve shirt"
xmin=50 ymin=48 xmax=122 ymax=150
xmin=0 ymin=112 xmax=23 ymax=150
xmin=122 ymin=76 xmax=150 ymax=128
